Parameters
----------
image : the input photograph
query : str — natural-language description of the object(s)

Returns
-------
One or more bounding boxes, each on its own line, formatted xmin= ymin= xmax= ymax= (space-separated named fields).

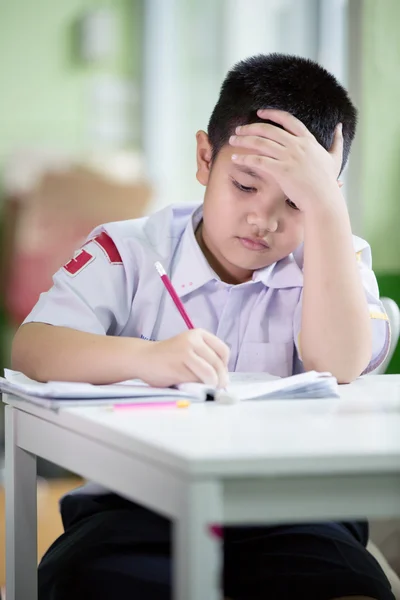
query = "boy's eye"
xmin=232 ymin=179 xmax=257 ymax=194
xmin=286 ymin=198 xmax=299 ymax=210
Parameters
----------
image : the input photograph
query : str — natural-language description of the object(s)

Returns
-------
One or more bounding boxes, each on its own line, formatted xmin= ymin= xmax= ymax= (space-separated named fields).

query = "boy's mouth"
xmin=237 ymin=237 xmax=270 ymax=251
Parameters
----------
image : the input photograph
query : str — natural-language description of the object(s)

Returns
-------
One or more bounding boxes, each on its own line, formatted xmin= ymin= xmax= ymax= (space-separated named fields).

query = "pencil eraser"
xmin=176 ymin=400 xmax=190 ymax=409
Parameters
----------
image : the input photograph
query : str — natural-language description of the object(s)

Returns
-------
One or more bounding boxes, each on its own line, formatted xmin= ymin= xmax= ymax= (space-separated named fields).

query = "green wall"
xmin=0 ymin=0 xmax=141 ymax=162
xmin=362 ymin=0 xmax=400 ymax=372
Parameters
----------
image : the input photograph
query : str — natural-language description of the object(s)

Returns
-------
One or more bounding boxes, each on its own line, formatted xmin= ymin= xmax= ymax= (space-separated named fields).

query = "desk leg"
xmin=5 ymin=406 xmax=38 ymax=600
xmin=173 ymin=480 xmax=222 ymax=600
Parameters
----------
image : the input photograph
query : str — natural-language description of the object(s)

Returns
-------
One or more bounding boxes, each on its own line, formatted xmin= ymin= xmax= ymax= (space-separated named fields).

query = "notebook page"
xmin=228 ymin=372 xmax=279 ymax=383
xmin=226 ymin=371 xmax=333 ymax=400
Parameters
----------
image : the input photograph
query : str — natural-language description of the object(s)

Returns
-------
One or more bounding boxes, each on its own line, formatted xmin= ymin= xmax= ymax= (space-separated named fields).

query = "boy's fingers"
xmin=195 ymin=343 xmax=228 ymax=388
xmin=184 ymin=353 xmax=219 ymax=387
xmin=231 ymin=153 xmax=277 ymax=173
xmin=329 ymin=123 xmax=343 ymax=176
xmin=229 ymin=135 xmax=284 ymax=159
xmin=257 ymin=108 xmax=312 ymax=138
xmin=236 ymin=122 xmax=290 ymax=146
xmin=195 ymin=339 xmax=226 ymax=375
xmin=202 ymin=331 xmax=230 ymax=366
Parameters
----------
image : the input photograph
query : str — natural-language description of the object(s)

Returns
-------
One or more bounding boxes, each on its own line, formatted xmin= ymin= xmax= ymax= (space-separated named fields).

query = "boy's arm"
xmin=300 ymin=194 xmax=372 ymax=382
xmin=294 ymin=229 xmax=390 ymax=380
xmin=13 ymin=322 xmax=229 ymax=387
xmin=12 ymin=323 xmax=154 ymax=384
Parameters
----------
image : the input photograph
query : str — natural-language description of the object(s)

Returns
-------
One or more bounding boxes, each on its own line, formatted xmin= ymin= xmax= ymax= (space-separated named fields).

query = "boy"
xmin=13 ymin=54 xmax=393 ymax=599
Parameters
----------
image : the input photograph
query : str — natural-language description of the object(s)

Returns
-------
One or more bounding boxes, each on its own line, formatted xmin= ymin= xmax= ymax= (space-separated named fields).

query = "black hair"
xmin=208 ymin=53 xmax=357 ymax=172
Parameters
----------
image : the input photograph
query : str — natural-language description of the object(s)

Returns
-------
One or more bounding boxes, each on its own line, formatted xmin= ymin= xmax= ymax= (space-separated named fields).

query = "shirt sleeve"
xmin=293 ymin=240 xmax=390 ymax=374
xmin=23 ymin=228 xmax=133 ymax=336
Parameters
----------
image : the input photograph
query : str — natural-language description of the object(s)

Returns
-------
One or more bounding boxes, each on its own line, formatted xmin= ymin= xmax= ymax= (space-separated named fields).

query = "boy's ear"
xmin=196 ymin=130 xmax=213 ymax=186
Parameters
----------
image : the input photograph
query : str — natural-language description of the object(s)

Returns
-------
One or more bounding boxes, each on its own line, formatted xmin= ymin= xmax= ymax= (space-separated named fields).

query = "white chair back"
xmin=371 ymin=297 xmax=400 ymax=374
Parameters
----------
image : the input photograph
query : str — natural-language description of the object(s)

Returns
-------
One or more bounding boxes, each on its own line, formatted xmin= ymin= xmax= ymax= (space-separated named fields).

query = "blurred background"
xmin=0 ymin=0 xmax=399 ymax=586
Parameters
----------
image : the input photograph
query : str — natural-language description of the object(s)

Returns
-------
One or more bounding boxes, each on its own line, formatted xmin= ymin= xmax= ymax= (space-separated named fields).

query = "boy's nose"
xmin=247 ymin=213 xmax=278 ymax=235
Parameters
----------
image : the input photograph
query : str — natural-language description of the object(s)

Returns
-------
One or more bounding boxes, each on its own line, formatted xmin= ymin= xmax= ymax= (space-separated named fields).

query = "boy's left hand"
xmin=229 ymin=108 xmax=343 ymax=211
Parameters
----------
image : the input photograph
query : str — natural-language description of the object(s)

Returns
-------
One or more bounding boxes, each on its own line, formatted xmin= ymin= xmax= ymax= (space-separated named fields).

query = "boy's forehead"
xmin=233 ymin=164 xmax=264 ymax=181
xmin=216 ymin=147 xmax=265 ymax=181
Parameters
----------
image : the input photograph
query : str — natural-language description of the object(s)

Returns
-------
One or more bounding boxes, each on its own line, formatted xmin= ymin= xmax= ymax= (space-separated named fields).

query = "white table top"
xmin=4 ymin=375 xmax=400 ymax=478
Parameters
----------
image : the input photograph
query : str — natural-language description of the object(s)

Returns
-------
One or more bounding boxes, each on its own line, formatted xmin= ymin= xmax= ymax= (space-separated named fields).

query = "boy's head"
xmin=195 ymin=54 xmax=358 ymax=284
xmin=208 ymin=53 xmax=357 ymax=171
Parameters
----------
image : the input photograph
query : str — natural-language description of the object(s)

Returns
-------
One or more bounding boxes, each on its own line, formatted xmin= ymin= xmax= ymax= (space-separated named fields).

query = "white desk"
xmin=3 ymin=375 xmax=400 ymax=600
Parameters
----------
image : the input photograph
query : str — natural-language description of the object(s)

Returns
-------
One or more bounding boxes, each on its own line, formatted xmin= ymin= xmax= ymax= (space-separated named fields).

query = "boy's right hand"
xmin=139 ymin=329 xmax=230 ymax=389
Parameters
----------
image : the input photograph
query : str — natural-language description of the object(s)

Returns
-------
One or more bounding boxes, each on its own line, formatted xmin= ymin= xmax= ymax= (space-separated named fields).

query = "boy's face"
xmin=195 ymin=131 xmax=304 ymax=284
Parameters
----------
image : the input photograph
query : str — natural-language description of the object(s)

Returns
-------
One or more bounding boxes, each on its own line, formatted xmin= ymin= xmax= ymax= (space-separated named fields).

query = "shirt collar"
xmin=171 ymin=206 xmax=304 ymax=295
xmin=171 ymin=206 xmax=217 ymax=298
xmin=257 ymin=247 xmax=304 ymax=288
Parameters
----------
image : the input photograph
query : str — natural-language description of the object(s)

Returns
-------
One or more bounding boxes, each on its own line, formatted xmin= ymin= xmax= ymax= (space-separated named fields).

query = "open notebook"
xmin=0 ymin=369 xmax=339 ymax=409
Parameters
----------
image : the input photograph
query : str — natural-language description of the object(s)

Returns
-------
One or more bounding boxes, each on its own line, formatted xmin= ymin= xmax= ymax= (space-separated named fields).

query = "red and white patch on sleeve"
xmin=63 ymin=249 xmax=94 ymax=276
xmin=63 ymin=232 xmax=122 ymax=276
xmin=93 ymin=232 xmax=123 ymax=264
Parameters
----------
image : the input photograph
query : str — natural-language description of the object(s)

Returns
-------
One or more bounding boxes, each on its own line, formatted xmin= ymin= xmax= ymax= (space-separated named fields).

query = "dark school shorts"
xmin=38 ymin=492 xmax=395 ymax=600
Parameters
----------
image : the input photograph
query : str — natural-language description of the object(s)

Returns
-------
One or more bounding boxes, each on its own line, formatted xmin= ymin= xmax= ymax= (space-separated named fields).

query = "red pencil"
xmin=154 ymin=261 xmax=195 ymax=329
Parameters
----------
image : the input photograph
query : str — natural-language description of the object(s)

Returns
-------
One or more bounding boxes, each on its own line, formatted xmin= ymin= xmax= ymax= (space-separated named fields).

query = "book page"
xmin=226 ymin=371 xmax=333 ymax=400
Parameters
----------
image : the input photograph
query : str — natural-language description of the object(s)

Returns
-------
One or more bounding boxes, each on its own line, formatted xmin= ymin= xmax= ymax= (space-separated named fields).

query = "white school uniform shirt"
xmin=24 ymin=203 xmax=390 ymax=499
xmin=25 ymin=203 xmax=389 ymax=376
